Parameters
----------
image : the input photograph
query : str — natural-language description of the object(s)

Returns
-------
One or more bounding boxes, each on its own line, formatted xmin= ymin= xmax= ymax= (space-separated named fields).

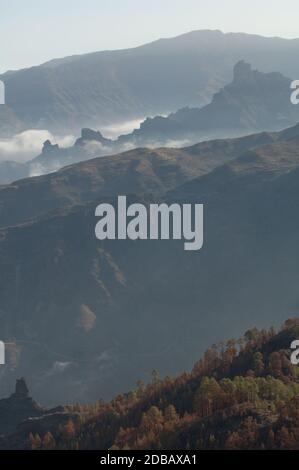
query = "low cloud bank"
xmin=0 ymin=118 xmax=143 ymax=163
xmin=0 ymin=130 xmax=75 ymax=163
xmin=100 ymin=118 xmax=145 ymax=139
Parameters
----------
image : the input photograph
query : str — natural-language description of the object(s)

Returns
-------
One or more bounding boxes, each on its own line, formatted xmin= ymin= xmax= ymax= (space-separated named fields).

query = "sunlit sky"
xmin=1 ymin=0 xmax=299 ymax=72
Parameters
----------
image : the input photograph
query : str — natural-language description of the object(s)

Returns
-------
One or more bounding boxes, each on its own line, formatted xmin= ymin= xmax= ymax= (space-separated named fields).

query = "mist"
xmin=100 ymin=118 xmax=146 ymax=139
xmin=0 ymin=130 xmax=75 ymax=163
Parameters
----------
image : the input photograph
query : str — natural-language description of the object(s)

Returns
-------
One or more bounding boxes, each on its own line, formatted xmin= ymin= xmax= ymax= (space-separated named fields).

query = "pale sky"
xmin=1 ymin=0 xmax=299 ymax=73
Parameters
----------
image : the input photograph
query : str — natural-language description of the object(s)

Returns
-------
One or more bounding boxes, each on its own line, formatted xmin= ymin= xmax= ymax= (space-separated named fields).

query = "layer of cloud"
xmin=100 ymin=118 xmax=145 ymax=139
xmin=0 ymin=130 xmax=75 ymax=163
xmin=0 ymin=119 xmax=144 ymax=164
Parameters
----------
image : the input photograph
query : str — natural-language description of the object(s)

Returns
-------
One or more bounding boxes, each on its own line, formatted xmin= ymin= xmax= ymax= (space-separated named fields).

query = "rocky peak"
xmin=81 ymin=128 xmax=104 ymax=141
xmin=233 ymin=60 xmax=253 ymax=83
xmin=42 ymin=140 xmax=59 ymax=154
xmin=14 ymin=377 xmax=29 ymax=399
xmin=75 ymin=128 xmax=113 ymax=147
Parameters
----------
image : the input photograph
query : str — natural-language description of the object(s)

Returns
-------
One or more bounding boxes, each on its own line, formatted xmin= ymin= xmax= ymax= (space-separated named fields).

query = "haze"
xmin=1 ymin=0 xmax=299 ymax=73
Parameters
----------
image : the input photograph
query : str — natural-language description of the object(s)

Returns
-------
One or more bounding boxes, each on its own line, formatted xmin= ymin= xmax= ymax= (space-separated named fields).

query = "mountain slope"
xmin=1 ymin=126 xmax=299 ymax=404
xmin=0 ymin=129 xmax=275 ymax=226
xmin=0 ymin=105 xmax=24 ymax=137
xmin=3 ymin=30 xmax=299 ymax=133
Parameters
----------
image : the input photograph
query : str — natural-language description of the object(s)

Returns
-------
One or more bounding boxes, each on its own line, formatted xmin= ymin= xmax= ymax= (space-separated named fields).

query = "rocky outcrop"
xmin=121 ymin=61 xmax=297 ymax=144
xmin=0 ymin=379 xmax=45 ymax=436
xmin=0 ymin=380 xmax=81 ymax=449
xmin=42 ymin=140 xmax=59 ymax=155
xmin=75 ymin=128 xmax=112 ymax=147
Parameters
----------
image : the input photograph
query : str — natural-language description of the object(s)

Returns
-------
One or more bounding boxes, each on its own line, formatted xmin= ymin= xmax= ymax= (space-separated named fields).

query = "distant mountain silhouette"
xmin=2 ymin=30 xmax=299 ymax=134
xmin=1 ymin=62 xmax=299 ymax=184
xmin=121 ymin=61 xmax=297 ymax=144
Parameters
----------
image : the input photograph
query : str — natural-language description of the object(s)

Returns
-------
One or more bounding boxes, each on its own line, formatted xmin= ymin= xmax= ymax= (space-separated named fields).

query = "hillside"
xmin=2 ymin=30 xmax=299 ymax=134
xmin=0 ymin=129 xmax=274 ymax=224
xmin=0 ymin=319 xmax=298 ymax=449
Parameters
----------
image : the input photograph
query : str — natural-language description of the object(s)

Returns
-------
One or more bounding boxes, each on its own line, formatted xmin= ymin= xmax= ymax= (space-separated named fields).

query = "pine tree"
xmin=42 ymin=432 xmax=56 ymax=450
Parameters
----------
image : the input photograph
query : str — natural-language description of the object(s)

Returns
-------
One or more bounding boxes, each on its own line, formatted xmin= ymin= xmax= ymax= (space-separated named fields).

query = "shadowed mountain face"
xmin=1 ymin=125 xmax=299 ymax=405
xmin=2 ymin=30 xmax=299 ymax=134
xmin=0 ymin=106 xmax=24 ymax=137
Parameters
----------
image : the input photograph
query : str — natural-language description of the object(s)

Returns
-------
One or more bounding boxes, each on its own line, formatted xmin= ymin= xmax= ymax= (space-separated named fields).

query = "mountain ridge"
xmin=3 ymin=30 xmax=299 ymax=135
xmin=2 ymin=61 xmax=299 ymax=185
